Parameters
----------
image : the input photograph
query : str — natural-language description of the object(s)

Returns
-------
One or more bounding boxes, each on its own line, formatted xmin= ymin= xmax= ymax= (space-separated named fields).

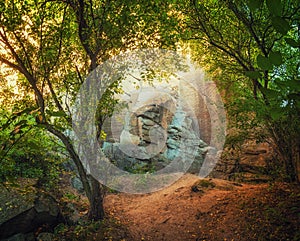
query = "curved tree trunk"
xmin=45 ymin=123 xmax=105 ymax=220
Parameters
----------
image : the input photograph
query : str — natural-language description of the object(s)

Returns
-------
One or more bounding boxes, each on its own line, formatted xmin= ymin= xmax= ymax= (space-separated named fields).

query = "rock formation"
xmin=0 ymin=180 xmax=62 ymax=240
xmin=101 ymin=86 xmax=213 ymax=174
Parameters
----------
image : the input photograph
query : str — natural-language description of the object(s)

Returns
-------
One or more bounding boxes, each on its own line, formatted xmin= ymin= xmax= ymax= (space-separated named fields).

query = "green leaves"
xmin=269 ymin=51 xmax=283 ymax=66
xmin=183 ymin=0 xmax=300 ymax=182
xmin=285 ymin=38 xmax=299 ymax=48
xmin=247 ymin=0 xmax=263 ymax=11
xmin=266 ymin=0 xmax=292 ymax=36
xmin=261 ymin=87 xmax=279 ymax=99
xmin=257 ymin=54 xmax=273 ymax=70
xmin=246 ymin=51 xmax=283 ymax=79
xmin=46 ymin=110 xmax=66 ymax=117
xmin=266 ymin=0 xmax=282 ymax=16
xmin=245 ymin=71 xmax=262 ymax=79
xmin=269 ymin=107 xmax=284 ymax=120
xmin=246 ymin=0 xmax=290 ymax=35
xmin=256 ymin=51 xmax=283 ymax=71
xmin=247 ymin=0 xmax=284 ymax=17
xmin=271 ymin=16 xmax=290 ymax=35
xmin=260 ymin=88 xmax=285 ymax=120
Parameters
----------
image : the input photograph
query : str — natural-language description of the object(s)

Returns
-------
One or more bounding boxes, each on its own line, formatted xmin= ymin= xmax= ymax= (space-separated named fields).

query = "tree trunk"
xmin=88 ymin=175 xmax=105 ymax=220
xmin=295 ymin=148 xmax=300 ymax=184
xmin=45 ymin=124 xmax=105 ymax=220
xmin=269 ymin=122 xmax=300 ymax=183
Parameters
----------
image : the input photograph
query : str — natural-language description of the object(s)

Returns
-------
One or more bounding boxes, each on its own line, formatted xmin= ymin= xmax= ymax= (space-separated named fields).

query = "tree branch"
xmin=226 ymin=0 xmax=268 ymax=56
xmin=42 ymin=122 xmax=92 ymax=200
xmin=0 ymin=29 xmax=45 ymax=119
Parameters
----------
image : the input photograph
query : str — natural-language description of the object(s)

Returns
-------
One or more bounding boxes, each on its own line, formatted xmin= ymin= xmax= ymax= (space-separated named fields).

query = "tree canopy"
xmin=180 ymin=0 xmax=300 ymax=182
xmin=0 ymin=0 xmax=299 ymax=223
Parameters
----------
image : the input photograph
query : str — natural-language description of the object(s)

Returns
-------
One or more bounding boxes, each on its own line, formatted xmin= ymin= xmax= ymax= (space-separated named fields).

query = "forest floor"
xmin=100 ymin=173 xmax=300 ymax=241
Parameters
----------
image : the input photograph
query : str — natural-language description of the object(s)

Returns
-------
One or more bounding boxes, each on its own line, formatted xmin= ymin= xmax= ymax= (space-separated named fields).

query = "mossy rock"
xmin=191 ymin=179 xmax=216 ymax=192
xmin=0 ymin=178 xmax=62 ymax=239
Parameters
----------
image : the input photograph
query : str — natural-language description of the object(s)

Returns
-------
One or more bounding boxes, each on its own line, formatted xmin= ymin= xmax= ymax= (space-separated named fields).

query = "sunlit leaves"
xmin=182 ymin=0 xmax=300 ymax=182
xmin=46 ymin=110 xmax=67 ymax=117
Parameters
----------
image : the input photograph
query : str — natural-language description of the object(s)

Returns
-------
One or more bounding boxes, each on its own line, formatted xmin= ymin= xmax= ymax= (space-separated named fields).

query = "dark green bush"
xmin=0 ymin=108 xmax=66 ymax=188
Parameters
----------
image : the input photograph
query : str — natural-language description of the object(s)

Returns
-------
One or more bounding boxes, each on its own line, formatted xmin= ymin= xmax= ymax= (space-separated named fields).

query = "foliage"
xmin=53 ymin=218 xmax=130 ymax=241
xmin=95 ymin=80 xmax=124 ymax=141
xmin=0 ymin=0 xmax=183 ymax=220
xmin=0 ymin=108 xmax=66 ymax=188
xmin=182 ymin=0 xmax=300 ymax=182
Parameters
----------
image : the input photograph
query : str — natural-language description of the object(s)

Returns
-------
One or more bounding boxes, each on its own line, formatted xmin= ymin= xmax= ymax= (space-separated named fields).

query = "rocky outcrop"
xmin=102 ymin=94 xmax=211 ymax=174
xmin=211 ymin=142 xmax=274 ymax=182
xmin=0 ymin=180 xmax=63 ymax=240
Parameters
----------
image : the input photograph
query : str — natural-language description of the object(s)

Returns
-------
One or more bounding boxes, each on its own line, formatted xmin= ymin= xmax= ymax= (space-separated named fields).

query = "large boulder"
xmin=0 ymin=180 xmax=63 ymax=240
xmin=102 ymin=102 xmax=210 ymax=173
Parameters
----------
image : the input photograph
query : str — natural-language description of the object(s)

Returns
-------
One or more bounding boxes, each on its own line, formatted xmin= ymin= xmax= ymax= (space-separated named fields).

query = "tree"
xmin=0 ymin=0 xmax=181 ymax=220
xmin=181 ymin=0 xmax=300 ymax=182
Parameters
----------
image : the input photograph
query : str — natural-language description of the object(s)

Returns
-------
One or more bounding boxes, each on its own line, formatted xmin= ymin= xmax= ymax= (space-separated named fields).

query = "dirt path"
xmin=104 ymin=174 xmax=300 ymax=241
